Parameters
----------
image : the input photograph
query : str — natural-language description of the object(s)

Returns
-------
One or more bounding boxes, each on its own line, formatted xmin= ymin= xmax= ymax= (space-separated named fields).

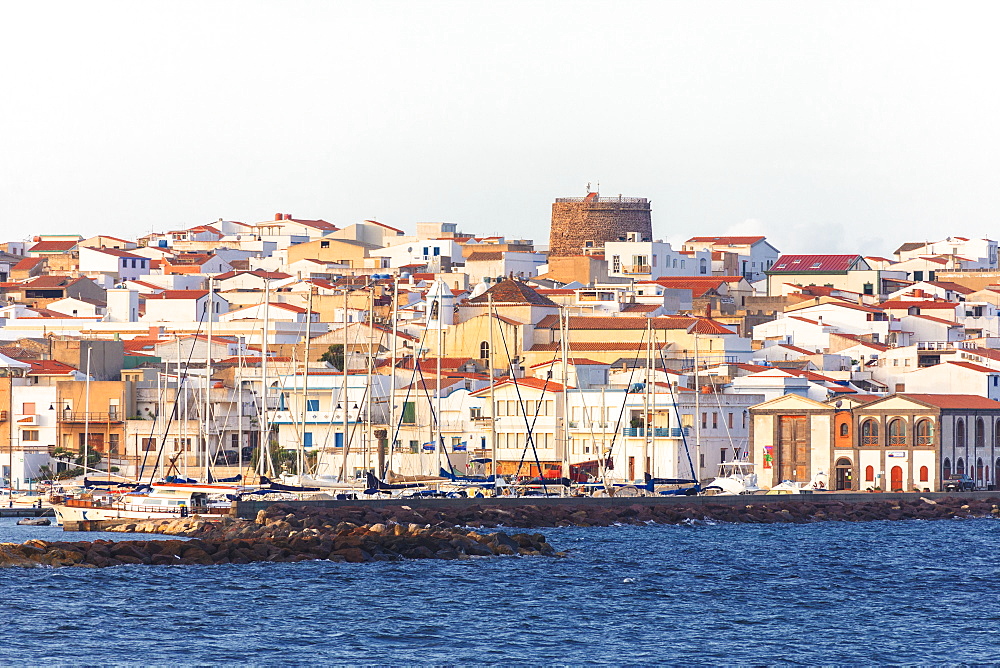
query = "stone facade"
xmin=549 ymin=194 xmax=652 ymax=257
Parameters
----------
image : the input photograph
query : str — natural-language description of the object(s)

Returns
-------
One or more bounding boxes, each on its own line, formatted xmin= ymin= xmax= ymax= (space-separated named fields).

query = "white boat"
xmin=49 ymin=482 xmax=237 ymax=526
xmin=701 ymin=461 xmax=762 ymax=495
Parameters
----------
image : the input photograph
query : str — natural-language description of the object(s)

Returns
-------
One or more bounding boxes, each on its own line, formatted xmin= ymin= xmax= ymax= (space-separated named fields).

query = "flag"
xmin=453 ymin=442 xmax=467 ymax=452
xmin=422 ymin=442 xmax=435 ymax=452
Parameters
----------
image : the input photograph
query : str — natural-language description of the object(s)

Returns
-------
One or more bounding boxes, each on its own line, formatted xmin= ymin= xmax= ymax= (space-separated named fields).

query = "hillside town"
xmin=2 ymin=191 xmax=1000 ymax=496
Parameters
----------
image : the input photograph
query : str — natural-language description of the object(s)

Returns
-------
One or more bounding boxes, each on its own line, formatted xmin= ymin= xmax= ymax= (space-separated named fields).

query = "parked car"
xmin=214 ymin=450 xmax=239 ymax=465
xmin=943 ymin=474 xmax=977 ymax=492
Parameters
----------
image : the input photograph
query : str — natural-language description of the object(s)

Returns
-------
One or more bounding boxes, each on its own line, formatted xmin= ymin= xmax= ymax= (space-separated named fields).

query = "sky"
xmin=2 ymin=1 xmax=999 ymax=256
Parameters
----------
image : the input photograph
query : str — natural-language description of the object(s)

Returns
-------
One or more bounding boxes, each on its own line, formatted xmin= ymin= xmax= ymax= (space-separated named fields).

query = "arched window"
xmin=699 ymin=258 xmax=708 ymax=275
xmin=919 ymin=466 xmax=929 ymax=482
xmin=976 ymin=418 xmax=986 ymax=448
xmin=839 ymin=423 xmax=849 ymax=437
xmin=865 ymin=465 xmax=875 ymax=482
xmin=861 ymin=420 xmax=879 ymax=445
xmin=977 ymin=457 xmax=985 ymax=483
xmin=956 ymin=419 xmax=967 ymax=448
xmin=916 ymin=419 xmax=934 ymax=446
xmin=957 ymin=457 xmax=966 ymax=475
xmin=888 ymin=419 xmax=906 ymax=446
xmin=479 ymin=341 xmax=490 ymax=360
xmin=943 ymin=457 xmax=952 ymax=480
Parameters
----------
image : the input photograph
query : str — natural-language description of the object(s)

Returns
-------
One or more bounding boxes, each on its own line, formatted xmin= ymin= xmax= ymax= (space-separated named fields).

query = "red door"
xmin=890 ymin=466 xmax=903 ymax=491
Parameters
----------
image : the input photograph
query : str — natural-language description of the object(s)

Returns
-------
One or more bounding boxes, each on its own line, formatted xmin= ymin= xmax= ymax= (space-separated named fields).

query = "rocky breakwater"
xmin=246 ymin=496 xmax=1000 ymax=529
xmin=0 ymin=509 xmax=559 ymax=568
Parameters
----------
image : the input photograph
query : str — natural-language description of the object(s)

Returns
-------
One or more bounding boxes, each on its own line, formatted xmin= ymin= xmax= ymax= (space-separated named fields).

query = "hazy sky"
xmin=3 ymin=1 xmax=999 ymax=256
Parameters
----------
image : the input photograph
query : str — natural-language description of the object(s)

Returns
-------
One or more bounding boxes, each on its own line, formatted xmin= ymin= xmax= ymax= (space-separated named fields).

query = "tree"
xmin=319 ymin=344 xmax=345 ymax=370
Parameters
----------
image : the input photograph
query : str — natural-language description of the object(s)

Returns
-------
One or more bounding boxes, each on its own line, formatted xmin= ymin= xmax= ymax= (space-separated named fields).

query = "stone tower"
xmin=548 ymin=191 xmax=652 ymax=257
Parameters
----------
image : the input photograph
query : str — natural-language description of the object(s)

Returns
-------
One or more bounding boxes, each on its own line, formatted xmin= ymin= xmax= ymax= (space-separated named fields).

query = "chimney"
xmin=284 ymin=213 xmax=292 ymax=220
xmin=274 ymin=213 xmax=282 ymax=221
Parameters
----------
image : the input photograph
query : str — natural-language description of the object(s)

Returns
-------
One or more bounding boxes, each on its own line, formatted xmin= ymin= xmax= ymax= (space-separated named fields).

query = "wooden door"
xmin=778 ymin=416 xmax=809 ymax=482
xmin=890 ymin=466 xmax=903 ymax=491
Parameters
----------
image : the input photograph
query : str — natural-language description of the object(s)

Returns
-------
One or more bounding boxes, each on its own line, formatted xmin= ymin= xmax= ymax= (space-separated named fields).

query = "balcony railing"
xmin=621 ymin=427 xmax=676 ymax=438
xmin=57 ymin=412 xmax=123 ymax=424
xmin=0 ymin=410 xmax=7 ymax=422
xmin=619 ymin=265 xmax=652 ymax=275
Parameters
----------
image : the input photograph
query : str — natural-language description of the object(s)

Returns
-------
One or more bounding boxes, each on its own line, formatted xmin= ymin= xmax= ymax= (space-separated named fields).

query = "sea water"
xmin=2 ymin=516 xmax=1000 ymax=665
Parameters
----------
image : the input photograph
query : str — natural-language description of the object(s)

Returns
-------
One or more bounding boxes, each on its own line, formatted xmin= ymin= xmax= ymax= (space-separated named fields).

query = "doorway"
xmin=835 ymin=457 xmax=853 ymax=491
xmin=890 ymin=465 xmax=903 ymax=491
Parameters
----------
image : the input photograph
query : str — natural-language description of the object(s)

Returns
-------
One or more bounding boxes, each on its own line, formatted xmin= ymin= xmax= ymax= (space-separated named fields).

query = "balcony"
xmin=57 ymin=412 xmax=123 ymax=424
xmin=619 ymin=264 xmax=652 ymax=275
xmin=621 ymin=427 xmax=675 ymax=438
xmin=0 ymin=410 xmax=6 ymax=421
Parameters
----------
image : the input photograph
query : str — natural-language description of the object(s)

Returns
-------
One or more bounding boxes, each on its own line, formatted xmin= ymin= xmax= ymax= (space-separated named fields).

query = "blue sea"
xmin=3 ymin=515 xmax=1000 ymax=665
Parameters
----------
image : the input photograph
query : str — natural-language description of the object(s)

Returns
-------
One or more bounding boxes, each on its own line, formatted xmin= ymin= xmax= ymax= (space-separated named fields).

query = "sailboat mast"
xmin=488 ymin=292 xmax=496 ymax=479
xmin=386 ymin=277 xmax=398 ymax=477
xmin=435 ymin=291 xmax=443 ymax=476
xmin=560 ymin=307 xmax=569 ymax=486
xmin=300 ymin=285 xmax=313 ymax=477
xmin=83 ymin=345 xmax=92 ymax=478
xmin=644 ymin=318 xmax=651 ymax=484
xmin=340 ymin=285 xmax=350 ymax=480
xmin=259 ymin=278 xmax=271 ymax=478
xmin=204 ymin=276 xmax=214 ymax=481
xmin=366 ymin=286 xmax=374 ymax=474
xmin=693 ymin=327 xmax=701 ymax=485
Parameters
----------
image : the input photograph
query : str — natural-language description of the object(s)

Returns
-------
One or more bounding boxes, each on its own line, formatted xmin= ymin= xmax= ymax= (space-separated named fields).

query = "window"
xmin=888 ymin=419 xmax=906 ymax=446
xmin=863 ymin=283 xmax=874 ymax=295
xmin=303 ymin=432 xmax=313 ymax=447
xmin=409 ymin=440 xmax=419 ymax=454
xmin=321 ymin=240 xmax=330 ymax=248
xmin=702 ymin=412 xmax=708 ymax=428
xmin=109 ymin=433 xmax=119 ymax=454
xmin=976 ymin=418 xmax=986 ymax=447
xmin=861 ymin=419 xmax=879 ymax=445
xmin=728 ymin=413 xmax=734 ymax=429
xmin=612 ymin=255 xmax=621 ymax=273
xmin=943 ymin=457 xmax=952 ymax=479
xmin=142 ymin=438 xmax=156 ymax=452
xmin=712 ymin=412 xmax=718 ymax=429
xmin=22 ymin=402 xmax=35 ymax=415
xmin=470 ymin=407 xmax=482 ymax=419
xmin=956 ymin=419 xmax=967 ymax=448
xmin=916 ymin=419 xmax=934 ymax=446
xmin=840 ymin=423 xmax=849 ymax=437
xmin=306 ymin=399 xmax=319 ymax=412
xmin=913 ymin=271 xmax=923 ymax=281
xmin=402 ymin=402 xmax=416 ymax=424
xmin=22 ymin=430 xmax=39 ymax=441
xmin=479 ymin=341 xmax=490 ymax=360
xmin=956 ymin=457 xmax=966 ymax=475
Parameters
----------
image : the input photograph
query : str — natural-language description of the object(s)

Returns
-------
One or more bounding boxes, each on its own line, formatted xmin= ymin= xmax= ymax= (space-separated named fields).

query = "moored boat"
xmin=49 ymin=482 xmax=238 ymax=526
